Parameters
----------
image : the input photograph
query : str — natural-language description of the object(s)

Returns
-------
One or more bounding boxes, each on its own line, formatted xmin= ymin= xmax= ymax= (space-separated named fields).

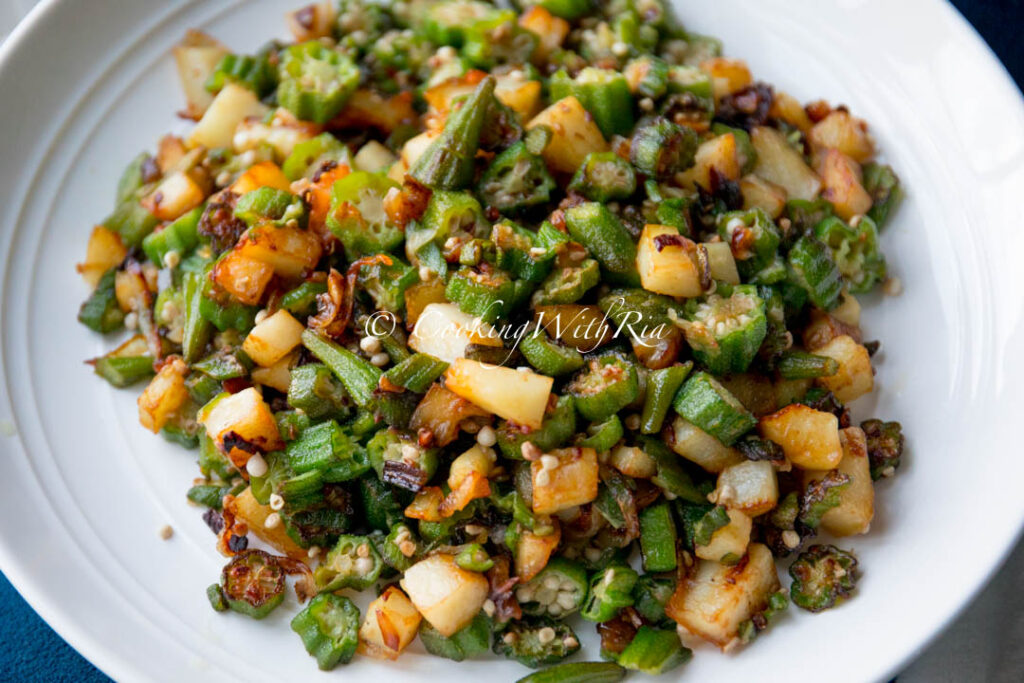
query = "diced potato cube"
xmin=531 ymin=447 xmax=599 ymax=515
xmin=714 ymin=460 xmax=778 ymax=517
xmin=230 ymin=161 xmax=292 ymax=195
xmin=802 ymin=426 xmax=874 ymax=536
xmin=232 ymin=112 xmax=320 ymax=160
xmin=357 ymin=586 xmax=422 ymax=660
xmin=401 ymin=129 xmax=441 ymax=170
xmin=114 ymin=268 xmax=151 ymax=312
xmin=808 ymin=110 xmax=874 ymax=163
xmin=235 ymin=223 xmax=322 ymax=279
xmin=331 ymin=89 xmax=418 ymax=134
xmin=802 ymin=308 xmax=862 ymax=351
xmin=444 ymin=359 xmax=553 ymax=429
xmin=141 ymin=171 xmax=205 ymax=221
xmin=516 ymin=524 xmax=562 ymax=581
xmin=410 ymin=384 xmax=491 ymax=448
xmin=527 ymin=96 xmax=609 ymax=174
xmin=448 ymin=444 xmax=494 ymax=490
xmin=199 ymin=387 xmax=284 ymax=467
xmin=667 ymin=543 xmax=780 ymax=649
xmin=496 ymin=77 xmax=543 ymax=121
xmin=702 ymin=241 xmax=741 ymax=285
xmin=408 ymin=303 xmax=503 ymax=364
xmin=751 ymin=126 xmax=821 ymax=201
xmin=519 ymin=6 xmax=569 ymax=61
xmin=173 ymin=30 xmax=229 ymax=119
xmin=189 ymin=82 xmax=269 ymax=150
xmin=353 ymin=140 xmax=398 ymax=174
xmin=137 ymin=357 xmax=188 ymax=433
xmin=740 ymin=174 xmax=787 ymax=218
xmin=609 ymin=445 xmax=658 ymax=479
xmin=758 ymin=404 xmax=842 ymax=470
xmin=250 ymin=352 xmax=297 ymax=392
xmin=830 ymin=291 xmax=861 ymax=328
xmin=695 ymin=509 xmax=752 ymax=562
xmin=230 ymin=487 xmax=307 ymax=560
xmin=636 ymin=224 xmax=704 ymax=298
xmin=817 ymin=148 xmax=872 ymax=220
xmin=78 ymin=226 xmax=127 ymax=288
xmin=400 ymin=554 xmax=489 ymax=637
xmin=700 ymin=58 xmax=752 ymax=99
xmin=813 ymin=334 xmax=873 ymax=403
xmin=768 ymin=91 xmax=813 ymax=133
xmin=286 ymin=2 xmax=336 ymax=42
xmin=667 ymin=416 xmax=744 ymax=473
xmin=677 ymin=133 xmax=740 ymax=191
xmin=212 ymin=251 xmax=275 ymax=306
xmin=243 ymin=310 xmax=305 ymax=367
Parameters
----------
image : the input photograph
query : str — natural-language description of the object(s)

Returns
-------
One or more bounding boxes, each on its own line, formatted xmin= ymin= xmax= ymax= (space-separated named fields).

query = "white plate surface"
xmin=1 ymin=1 xmax=1022 ymax=681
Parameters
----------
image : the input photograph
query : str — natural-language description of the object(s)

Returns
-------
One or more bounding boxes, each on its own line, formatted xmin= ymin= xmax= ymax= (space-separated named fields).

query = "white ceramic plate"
xmin=1 ymin=1 xmax=1022 ymax=681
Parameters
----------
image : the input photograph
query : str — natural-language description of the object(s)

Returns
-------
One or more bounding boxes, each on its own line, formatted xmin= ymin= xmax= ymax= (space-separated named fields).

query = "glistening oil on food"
xmin=75 ymin=0 xmax=905 ymax=678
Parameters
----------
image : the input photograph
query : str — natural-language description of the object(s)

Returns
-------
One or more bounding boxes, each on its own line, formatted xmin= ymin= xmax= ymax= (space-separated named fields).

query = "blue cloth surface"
xmin=0 ymin=1 xmax=1021 ymax=682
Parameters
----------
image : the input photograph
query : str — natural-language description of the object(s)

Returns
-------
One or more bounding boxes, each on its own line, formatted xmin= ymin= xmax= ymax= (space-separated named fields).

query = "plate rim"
xmin=0 ymin=1 xmax=1022 ymax=681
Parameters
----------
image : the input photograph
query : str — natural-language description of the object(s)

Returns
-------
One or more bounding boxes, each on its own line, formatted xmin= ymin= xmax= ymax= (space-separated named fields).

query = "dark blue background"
xmin=1 ymin=1 xmax=1020 ymax=680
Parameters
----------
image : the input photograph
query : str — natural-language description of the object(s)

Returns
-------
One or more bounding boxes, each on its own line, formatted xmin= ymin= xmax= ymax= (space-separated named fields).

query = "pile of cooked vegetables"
xmin=76 ymin=0 xmax=906 ymax=677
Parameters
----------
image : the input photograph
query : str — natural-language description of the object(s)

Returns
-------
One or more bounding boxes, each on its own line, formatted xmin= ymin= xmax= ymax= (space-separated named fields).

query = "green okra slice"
xmin=630 ymin=117 xmax=699 ymax=179
xmin=563 ymin=202 xmax=639 ymax=287
xmin=277 ymin=41 xmax=360 ymax=124
xmin=678 ymin=285 xmax=768 ymax=375
xmin=515 ymin=557 xmax=589 ymax=619
xmin=672 ymin=371 xmax=756 ymax=446
xmin=314 ymin=534 xmax=384 ymax=592
xmin=290 ymin=593 xmax=360 ymax=670
xmin=568 ymin=152 xmax=637 ymax=203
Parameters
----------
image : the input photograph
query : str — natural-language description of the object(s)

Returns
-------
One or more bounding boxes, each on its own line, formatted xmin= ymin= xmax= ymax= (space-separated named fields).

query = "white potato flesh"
xmin=400 ymin=554 xmax=489 ymax=637
xmin=408 ymin=303 xmax=503 ymax=364
xmin=715 ymin=460 xmax=779 ymax=517
xmin=803 ymin=426 xmax=874 ymax=536
xmin=751 ymin=126 xmax=821 ymax=201
xmin=243 ymin=310 xmax=306 ymax=367
xmin=813 ymin=334 xmax=874 ymax=403
xmin=668 ymin=416 xmax=744 ymax=473
xmin=636 ymin=224 xmax=704 ymax=297
xmin=668 ymin=543 xmax=780 ymax=649
xmin=695 ymin=509 xmax=752 ymax=562
xmin=189 ymin=83 xmax=269 ymax=150
xmin=758 ymin=404 xmax=842 ymax=470
xmin=444 ymin=358 xmax=553 ymax=429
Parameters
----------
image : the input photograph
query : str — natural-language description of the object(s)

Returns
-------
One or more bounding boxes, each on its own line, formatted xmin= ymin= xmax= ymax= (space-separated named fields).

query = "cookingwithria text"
xmin=365 ymin=295 xmax=673 ymax=360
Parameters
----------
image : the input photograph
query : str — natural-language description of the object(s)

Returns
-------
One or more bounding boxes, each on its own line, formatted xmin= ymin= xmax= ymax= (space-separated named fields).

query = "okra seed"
xmin=543 ymin=574 xmax=561 ymax=591
xmin=483 ymin=599 xmax=496 ymax=617
xmin=611 ymin=41 xmax=629 ymax=56
xmin=556 ymin=592 xmax=577 ymax=610
xmin=584 ymin=547 xmax=602 ymax=563
xmin=158 ymin=524 xmax=174 ymax=540
xmin=163 ymin=251 xmax=181 ymax=269
xmin=398 ymin=540 xmax=416 ymax=557
xmin=503 ymin=632 xmax=517 ymax=645
xmin=354 ymin=557 xmax=374 ymax=575
xmin=418 ymin=266 xmax=434 ymax=281
xmin=356 ymin=543 xmax=370 ymax=558
xmin=536 ymin=470 xmax=551 ymax=487
xmin=881 ymin=466 xmax=895 ymax=478
xmin=883 ymin=276 xmax=903 ymax=297
xmin=307 ymin=545 xmax=321 ymax=559
xmin=401 ymin=444 xmax=420 ymax=462
xmin=370 ymin=352 xmax=390 ymax=367
xmin=537 ymin=627 xmax=556 ymax=644
xmin=782 ymin=530 xmax=801 ymax=549
xmin=476 ymin=426 xmax=497 ymax=447
xmin=521 ymin=442 xmax=542 ymax=461
xmin=540 ymin=454 xmax=559 ymax=471
xmin=548 ymin=604 xmax=563 ymax=616
xmin=359 ymin=335 xmax=382 ymax=353
xmin=563 ymin=636 xmax=579 ymax=649
xmin=269 ymin=493 xmax=285 ymax=511
xmin=464 ymin=523 xmax=485 ymax=536
xmin=246 ymin=453 xmax=268 ymax=478
xmin=124 ymin=312 xmax=139 ymax=330
xmin=624 ymin=413 xmax=641 ymax=431
xmin=639 ymin=97 xmax=654 ymax=111
xmin=264 ymin=512 xmax=281 ymax=529
xmin=517 ymin=586 xmax=535 ymax=603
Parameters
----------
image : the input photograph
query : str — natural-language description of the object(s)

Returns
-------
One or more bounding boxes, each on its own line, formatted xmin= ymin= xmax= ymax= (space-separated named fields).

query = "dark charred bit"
xmin=222 ymin=431 xmax=262 ymax=455
xmin=486 ymin=554 xmax=522 ymax=624
xmin=598 ymin=609 xmax=641 ymax=656
xmin=203 ymin=508 xmax=224 ymax=534
xmin=293 ymin=4 xmax=315 ymax=31
xmin=227 ymin=533 xmax=249 ymax=552
xmin=140 ymin=156 xmax=162 ymax=185
xmin=310 ymin=160 xmax=338 ymax=183
xmin=715 ymin=83 xmax=774 ymax=131
xmin=199 ymin=191 xmax=247 ymax=254
xmin=863 ymin=340 xmax=881 ymax=357
xmin=382 ymin=460 xmax=431 ymax=493
xmin=222 ymin=377 xmax=253 ymax=394
xmin=653 ymin=233 xmax=686 ymax=252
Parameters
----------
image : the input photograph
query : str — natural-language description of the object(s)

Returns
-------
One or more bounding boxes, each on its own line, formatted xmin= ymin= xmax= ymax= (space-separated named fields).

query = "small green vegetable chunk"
xmin=277 ymin=41 xmax=360 ymax=124
xmin=789 ymin=544 xmax=859 ymax=612
xmin=290 ymin=593 xmax=360 ymax=670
